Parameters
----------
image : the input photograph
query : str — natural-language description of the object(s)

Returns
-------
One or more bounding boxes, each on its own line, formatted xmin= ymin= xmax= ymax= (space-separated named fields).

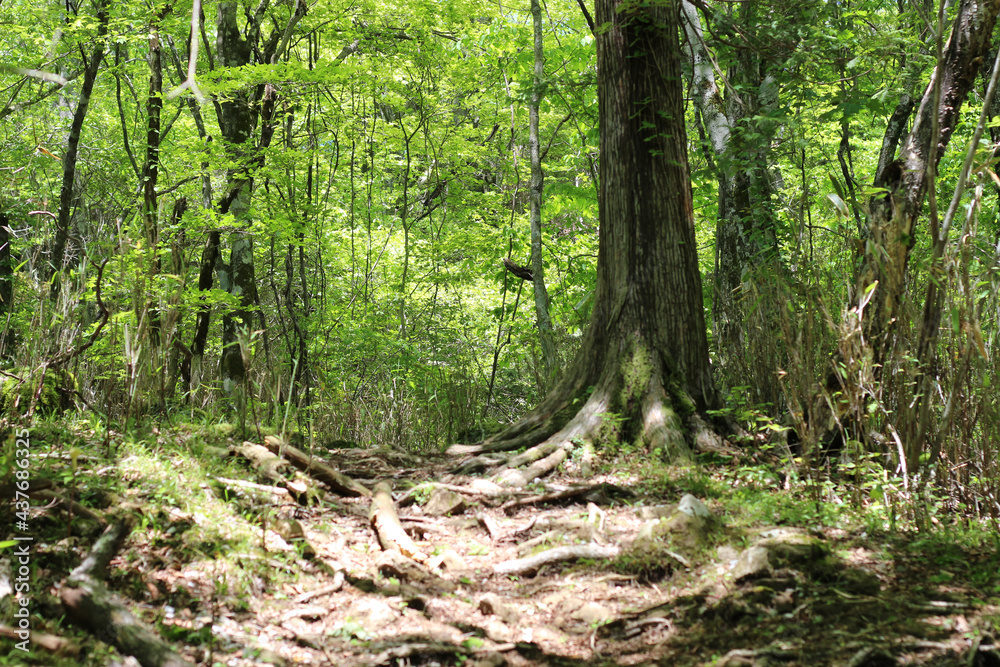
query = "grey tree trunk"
xmin=215 ymin=0 xmax=256 ymax=397
xmin=134 ymin=3 xmax=170 ymax=413
xmin=213 ymin=0 xmax=301 ymax=403
xmin=529 ymin=0 xmax=557 ymax=389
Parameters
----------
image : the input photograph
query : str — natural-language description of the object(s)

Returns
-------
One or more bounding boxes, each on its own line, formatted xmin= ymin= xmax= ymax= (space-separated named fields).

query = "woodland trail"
xmin=4 ymin=425 xmax=999 ymax=667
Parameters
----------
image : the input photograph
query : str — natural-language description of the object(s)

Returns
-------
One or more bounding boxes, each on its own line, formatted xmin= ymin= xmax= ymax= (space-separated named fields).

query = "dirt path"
xmin=5 ymin=430 xmax=1000 ymax=667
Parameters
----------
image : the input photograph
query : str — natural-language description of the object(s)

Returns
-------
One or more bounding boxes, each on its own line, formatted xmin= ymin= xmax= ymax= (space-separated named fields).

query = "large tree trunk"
xmin=213 ymin=0 xmax=299 ymax=403
xmin=452 ymin=0 xmax=718 ymax=459
xmin=857 ymin=0 xmax=1000 ymax=370
xmin=216 ymin=0 xmax=257 ymax=395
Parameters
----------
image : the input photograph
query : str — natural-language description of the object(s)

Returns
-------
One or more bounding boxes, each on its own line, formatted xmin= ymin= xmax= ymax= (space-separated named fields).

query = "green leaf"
xmin=827 ymin=193 xmax=849 ymax=218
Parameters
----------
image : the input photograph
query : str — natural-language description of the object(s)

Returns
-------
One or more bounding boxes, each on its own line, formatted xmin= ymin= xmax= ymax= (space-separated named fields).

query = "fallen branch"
xmin=61 ymin=522 xmax=196 ymax=667
xmin=493 ymin=544 xmax=621 ymax=576
xmin=70 ymin=521 xmax=129 ymax=579
xmin=477 ymin=512 xmax=501 ymax=541
xmin=369 ymin=481 xmax=428 ymax=562
xmin=293 ymin=579 xmax=344 ymax=604
xmin=0 ymin=624 xmax=80 ymax=657
xmin=262 ymin=435 xmax=371 ymax=497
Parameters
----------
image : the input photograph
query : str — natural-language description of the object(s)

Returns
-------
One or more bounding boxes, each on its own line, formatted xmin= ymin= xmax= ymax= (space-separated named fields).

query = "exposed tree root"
xmin=506 ymin=441 xmax=563 ymax=468
xmin=494 ymin=544 xmax=621 ymax=576
xmin=493 ymin=444 xmax=568 ymax=487
xmin=212 ymin=475 xmax=291 ymax=501
xmin=500 ymin=482 xmax=631 ymax=512
xmin=477 ymin=512 xmax=501 ymax=540
xmin=262 ymin=434 xmax=371 ymax=497
xmin=396 ymin=480 xmax=508 ymax=507
xmin=449 ymin=339 xmax=721 ymax=488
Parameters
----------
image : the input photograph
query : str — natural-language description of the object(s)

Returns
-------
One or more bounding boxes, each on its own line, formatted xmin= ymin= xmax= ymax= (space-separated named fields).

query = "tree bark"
xmin=189 ymin=230 xmax=220 ymax=397
xmin=214 ymin=0 xmax=297 ymax=398
xmin=216 ymin=0 xmax=257 ymax=395
xmin=135 ymin=3 xmax=171 ymax=413
xmin=681 ymin=0 xmax=779 ymax=401
xmin=49 ymin=0 xmax=110 ymax=299
xmin=0 ymin=211 xmax=12 ymax=356
xmin=140 ymin=5 xmax=169 ymax=347
xmin=164 ymin=198 xmax=187 ymax=400
xmin=857 ymin=0 xmax=1000 ymax=370
xmin=529 ymin=0 xmax=558 ymax=389
xmin=451 ymin=0 xmax=718 ymax=460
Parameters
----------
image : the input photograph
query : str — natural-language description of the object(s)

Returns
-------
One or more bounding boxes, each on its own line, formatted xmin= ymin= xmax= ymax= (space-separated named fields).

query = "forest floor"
xmin=2 ymin=420 xmax=999 ymax=667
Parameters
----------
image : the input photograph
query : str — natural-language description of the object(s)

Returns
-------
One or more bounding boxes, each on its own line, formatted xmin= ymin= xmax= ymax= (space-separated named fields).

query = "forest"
xmin=1 ymin=0 xmax=999 ymax=665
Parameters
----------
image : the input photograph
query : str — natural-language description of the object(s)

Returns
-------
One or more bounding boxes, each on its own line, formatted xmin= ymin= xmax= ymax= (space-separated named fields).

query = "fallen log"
xmin=61 ymin=522 xmax=196 ymax=667
xmin=61 ymin=577 xmax=195 ymax=667
xmin=493 ymin=544 xmax=621 ymax=576
xmin=369 ymin=481 xmax=428 ymax=562
xmin=263 ymin=435 xmax=371 ymax=497
xmin=233 ymin=441 xmax=290 ymax=479
xmin=70 ymin=520 xmax=130 ymax=579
